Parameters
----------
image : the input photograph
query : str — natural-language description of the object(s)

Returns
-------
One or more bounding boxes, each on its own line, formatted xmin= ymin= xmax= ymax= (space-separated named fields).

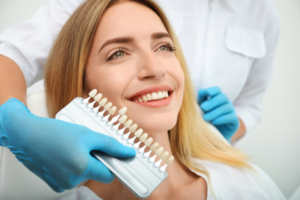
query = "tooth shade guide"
xmin=89 ymin=89 xmax=97 ymax=97
xmin=94 ymin=93 xmax=103 ymax=102
xmin=119 ymin=107 xmax=127 ymax=115
xmin=58 ymin=95 xmax=169 ymax=197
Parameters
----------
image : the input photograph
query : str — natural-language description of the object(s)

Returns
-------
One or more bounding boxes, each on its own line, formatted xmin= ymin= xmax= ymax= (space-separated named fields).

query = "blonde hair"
xmin=45 ymin=0 xmax=250 ymax=187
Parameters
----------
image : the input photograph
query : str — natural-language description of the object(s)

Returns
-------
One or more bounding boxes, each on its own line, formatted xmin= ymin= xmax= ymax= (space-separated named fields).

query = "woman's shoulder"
xmin=190 ymin=158 xmax=286 ymax=200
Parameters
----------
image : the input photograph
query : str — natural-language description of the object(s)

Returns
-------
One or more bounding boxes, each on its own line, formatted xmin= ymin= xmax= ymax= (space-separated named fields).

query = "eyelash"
xmin=106 ymin=44 xmax=176 ymax=61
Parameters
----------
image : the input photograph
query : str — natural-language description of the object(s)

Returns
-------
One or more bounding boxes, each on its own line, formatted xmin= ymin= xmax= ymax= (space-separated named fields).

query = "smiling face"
xmin=83 ymin=1 xmax=185 ymax=134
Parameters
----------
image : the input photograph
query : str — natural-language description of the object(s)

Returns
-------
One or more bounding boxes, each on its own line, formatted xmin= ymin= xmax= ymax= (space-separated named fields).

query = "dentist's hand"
xmin=198 ymin=86 xmax=239 ymax=142
xmin=0 ymin=98 xmax=136 ymax=192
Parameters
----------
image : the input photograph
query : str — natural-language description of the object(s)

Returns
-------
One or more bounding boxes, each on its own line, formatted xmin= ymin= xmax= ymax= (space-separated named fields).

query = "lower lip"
xmin=131 ymin=93 xmax=173 ymax=108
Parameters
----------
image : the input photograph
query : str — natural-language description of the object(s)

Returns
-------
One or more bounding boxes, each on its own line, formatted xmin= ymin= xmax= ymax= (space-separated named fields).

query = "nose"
xmin=137 ymin=50 xmax=166 ymax=80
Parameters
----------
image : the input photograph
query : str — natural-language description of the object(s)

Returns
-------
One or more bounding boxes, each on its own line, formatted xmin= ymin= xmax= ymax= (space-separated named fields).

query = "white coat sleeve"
xmin=0 ymin=0 xmax=85 ymax=86
xmin=233 ymin=5 xmax=280 ymax=133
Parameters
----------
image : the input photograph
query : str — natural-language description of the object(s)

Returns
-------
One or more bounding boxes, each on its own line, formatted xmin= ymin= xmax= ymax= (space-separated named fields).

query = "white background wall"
xmin=0 ymin=0 xmax=299 ymax=198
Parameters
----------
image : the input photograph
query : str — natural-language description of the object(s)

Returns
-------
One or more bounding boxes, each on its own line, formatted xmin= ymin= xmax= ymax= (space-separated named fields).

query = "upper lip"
xmin=127 ymin=85 xmax=173 ymax=100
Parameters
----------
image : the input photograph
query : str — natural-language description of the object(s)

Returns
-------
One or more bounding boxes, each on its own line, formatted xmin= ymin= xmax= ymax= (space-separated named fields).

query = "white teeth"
xmin=89 ymin=89 xmax=97 ymax=97
xmin=140 ymin=133 xmax=148 ymax=142
xmin=152 ymin=92 xmax=158 ymax=100
xmin=163 ymin=91 xmax=167 ymax=97
xmin=158 ymin=91 xmax=163 ymax=99
xmin=119 ymin=115 xmax=127 ymax=124
xmin=99 ymin=98 xmax=108 ymax=106
xmin=166 ymin=155 xmax=174 ymax=165
xmin=129 ymin=123 xmax=138 ymax=132
xmin=94 ymin=93 xmax=102 ymax=102
xmin=155 ymin=147 xmax=164 ymax=156
xmin=133 ymin=90 xmax=169 ymax=102
xmin=161 ymin=151 xmax=169 ymax=160
xmin=124 ymin=119 xmax=133 ymax=128
xmin=119 ymin=107 xmax=127 ymax=115
xmin=104 ymin=102 xmax=112 ymax=110
xmin=145 ymin=137 xmax=153 ymax=146
xmin=147 ymin=94 xmax=152 ymax=101
xmin=166 ymin=92 xmax=169 ymax=97
xmin=150 ymin=142 xmax=159 ymax=151
xmin=142 ymin=95 xmax=148 ymax=102
xmin=108 ymin=106 xmax=117 ymax=115
xmin=134 ymin=128 xmax=143 ymax=137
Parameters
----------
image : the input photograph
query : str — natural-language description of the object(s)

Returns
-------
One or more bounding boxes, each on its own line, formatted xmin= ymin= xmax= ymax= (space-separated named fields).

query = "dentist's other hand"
xmin=0 ymin=98 xmax=136 ymax=192
xmin=198 ymin=86 xmax=239 ymax=142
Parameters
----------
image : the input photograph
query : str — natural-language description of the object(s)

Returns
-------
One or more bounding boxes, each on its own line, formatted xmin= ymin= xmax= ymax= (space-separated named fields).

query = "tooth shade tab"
xmin=89 ymin=89 xmax=97 ymax=97
xmin=129 ymin=124 xmax=138 ymax=133
xmin=119 ymin=115 xmax=127 ymax=124
xmin=99 ymin=98 xmax=108 ymax=106
xmin=150 ymin=142 xmax=159 ymax=151
xmin=155 ymin=147 xmax=164 ymax=156
xmin=140 ymin=133 xmax=148 ymax=142
xmin=152 ymin=92 xmax=158 ymax=100
xmin=166 ymin=155 xmax=174 ymax=165
xmin=108 ymin=106 xmax=117 ymax=115
xmin=124 ymin=119 xmax=133 ymax=128
xmin=134 ymin=129 xmax=143 ymax=137
xmin=147 ymin=94 xmax=152 ymax=101
xmin=94 ymin=93 xmax=102 ymax=102
xmin=145 ymin=137 xmax=153 ymax=146
xmin=161 ymin=151 xmax=169 ymax=160
xmin=119 ymin=107 xmax=127 ymax=115
xmin=104 ymin=102 xmax=112 ymax=110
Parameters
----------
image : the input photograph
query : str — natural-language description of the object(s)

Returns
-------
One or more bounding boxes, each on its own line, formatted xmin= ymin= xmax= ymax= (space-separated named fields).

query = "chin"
xmin=133 ymin=111 xmax=178 ymax=134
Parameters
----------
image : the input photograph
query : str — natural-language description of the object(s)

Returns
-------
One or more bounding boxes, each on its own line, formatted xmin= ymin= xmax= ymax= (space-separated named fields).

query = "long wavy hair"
xmin=45 ymin=0 xmax=250 ymax=188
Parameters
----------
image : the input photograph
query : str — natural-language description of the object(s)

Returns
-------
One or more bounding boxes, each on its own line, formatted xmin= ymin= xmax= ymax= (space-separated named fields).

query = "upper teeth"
xmin=134 ymin=91 xmax=169 ymax=102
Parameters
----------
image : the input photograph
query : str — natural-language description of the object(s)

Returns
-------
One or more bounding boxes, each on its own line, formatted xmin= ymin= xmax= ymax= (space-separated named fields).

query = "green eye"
xmin=112 ymin=51 xmax=125 ymax=59
xmin=159 ymin=46 xmax=169 ymax=51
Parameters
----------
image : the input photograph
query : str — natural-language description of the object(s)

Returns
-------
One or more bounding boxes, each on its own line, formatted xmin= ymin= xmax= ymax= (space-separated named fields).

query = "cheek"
xmin=84 ymin=64 xmax=132 ymax=108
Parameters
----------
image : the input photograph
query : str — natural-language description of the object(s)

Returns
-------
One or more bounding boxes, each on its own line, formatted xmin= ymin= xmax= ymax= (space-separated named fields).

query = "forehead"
xmin=96 ymin=1 xmax=168 ymax=41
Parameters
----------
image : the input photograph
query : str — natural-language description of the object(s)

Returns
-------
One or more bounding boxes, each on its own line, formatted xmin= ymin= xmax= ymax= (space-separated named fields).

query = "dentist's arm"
xmin=0 ymin=55 xmax=27 ymax=105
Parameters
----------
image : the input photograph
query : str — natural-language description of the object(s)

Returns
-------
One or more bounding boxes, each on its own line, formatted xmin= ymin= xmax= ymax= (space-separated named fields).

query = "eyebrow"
xmin=98 ymin=32 xmax=172 ymax=53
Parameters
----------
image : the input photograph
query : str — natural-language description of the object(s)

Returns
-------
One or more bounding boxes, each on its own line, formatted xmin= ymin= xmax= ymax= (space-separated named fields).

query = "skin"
xmin=82 ymin=1 xmax=207 ymax=199
xmin=0 ymin=55 xmax=27 ymax=106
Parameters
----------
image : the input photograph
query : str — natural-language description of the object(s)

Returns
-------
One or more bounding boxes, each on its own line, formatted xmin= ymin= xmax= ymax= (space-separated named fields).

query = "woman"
xmin=45 ymin=0 xmax=284 ymax=199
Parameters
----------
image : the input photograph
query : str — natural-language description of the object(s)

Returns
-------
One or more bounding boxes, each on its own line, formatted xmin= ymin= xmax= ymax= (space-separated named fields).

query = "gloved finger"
xmin=84 ymin=132 xmax=136 ymax=158
xmin=203 ymin=86 xmax=221 ymax=98
xmin=201 ymin=93 xmax=229 ymax=112
xmin=203 ymin=104 xmax=232 ymax=122
xmin=211 ymin=113 xmax=239 ymax=126
xmin=85 ymin=156 xmax=114 ymax=184
xmin=197 ymin=89 xmax=207 ymax=105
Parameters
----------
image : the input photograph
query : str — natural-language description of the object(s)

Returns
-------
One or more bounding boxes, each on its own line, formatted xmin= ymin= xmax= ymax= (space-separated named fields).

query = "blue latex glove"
xmin=0 ymin=98 xmax=136 ymax=192
xmin=197 ymin=86 xmax=239 ymax=142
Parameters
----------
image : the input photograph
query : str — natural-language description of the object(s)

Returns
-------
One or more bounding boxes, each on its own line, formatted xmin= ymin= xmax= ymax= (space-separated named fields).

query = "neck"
xmin=85 ymin=130 xmax=200 ymax=199
xmin=147 ymin=130 xmax=196 ymax=189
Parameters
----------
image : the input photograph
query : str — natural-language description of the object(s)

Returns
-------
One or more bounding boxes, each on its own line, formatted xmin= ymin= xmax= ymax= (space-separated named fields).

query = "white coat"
xmin=0 ymin=0 xmax=280 ymax=133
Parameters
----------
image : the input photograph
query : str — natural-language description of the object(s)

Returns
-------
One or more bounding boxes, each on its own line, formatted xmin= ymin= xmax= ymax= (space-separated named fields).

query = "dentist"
xmin=0 ymin=0 xmax=280 ymax=192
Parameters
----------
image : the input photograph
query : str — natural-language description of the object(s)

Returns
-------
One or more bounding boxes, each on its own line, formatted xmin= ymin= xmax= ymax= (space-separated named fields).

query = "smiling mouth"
xmin=130 ymin=90 xmax=172 ymax=102
xmin=128 ymin=90 xmax=173 ymax=108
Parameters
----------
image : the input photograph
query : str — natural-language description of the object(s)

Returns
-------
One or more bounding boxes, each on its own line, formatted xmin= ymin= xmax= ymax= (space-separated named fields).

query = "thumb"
xmin=84 ymin=156 xmax=115 ymax=184
xmin=198 ymin=89 xmax=207 ymax=105
xmin=84 ymin=132 xmax=136 ymax=159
